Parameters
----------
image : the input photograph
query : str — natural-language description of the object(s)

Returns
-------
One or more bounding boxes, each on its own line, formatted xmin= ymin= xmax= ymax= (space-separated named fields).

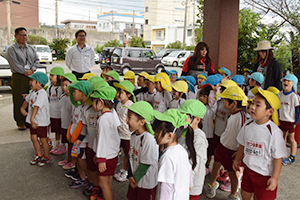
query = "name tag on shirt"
xmin=84 ymin=54 xmax=90 ymax=59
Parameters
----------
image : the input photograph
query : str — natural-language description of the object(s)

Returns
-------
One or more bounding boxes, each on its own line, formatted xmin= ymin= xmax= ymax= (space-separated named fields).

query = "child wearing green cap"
xmin=46 ymin=67 xmax=64 ymax=155
xmin=153 ymin=72 xmax=172 ymax=113
xmin=113 ymin=80 xmax=136 ymax=182
xmin=66 ymin=81 xmax=91 ymax=188
xmin=125 ymin=101 xmax=158 ymax=200
xmin=233 ymin=88 xmax=287 ymax=200
xmin=178 ymin=99 xmax=208 ymax=199
xmin=90 ymin=86 xmax=121 ymax=200
xmin=20 ymin=72 xmax=51 ymax=166
xmin=152 ymin=109 xmax=196 ymax=200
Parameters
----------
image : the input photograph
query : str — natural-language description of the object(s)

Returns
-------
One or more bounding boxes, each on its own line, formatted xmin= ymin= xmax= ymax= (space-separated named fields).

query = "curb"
xmin=0 ymin=96 xmax=12 ymax=104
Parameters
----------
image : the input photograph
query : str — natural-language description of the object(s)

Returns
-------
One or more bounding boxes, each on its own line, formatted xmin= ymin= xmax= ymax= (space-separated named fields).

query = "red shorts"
xmin=50 ymin=118 xmax=61 ymax=134
xmin=98 ymin=156 xmax=118 ymax=176
xmin=279 ymin=120 xmax=295 ymax=133
xmin=189 ymin=195 xmax=200 ymax=200
xmin=213 ymin=134 xmax=221 ymax=150
xmin=60 ymin=128 xmax=71 ymax=144
xmin=127 ymin=185 xmax=156 ymax=200
xmin=86 ymin=147 xmax=97 ymax=172
xmin=207 ymin=138 xmax=215 ymax=156
xmin=214 ymin=143 xmax=236 ymax=172
xmin=78 ymin=147 xmax=86 ymax=159
xmin=242 ymin=166 xmax=277 ymax=200
xmin=121 ymin=139 xmax=130 ymax=155
xmin=30 ymin=125 xmax=50 ymax=138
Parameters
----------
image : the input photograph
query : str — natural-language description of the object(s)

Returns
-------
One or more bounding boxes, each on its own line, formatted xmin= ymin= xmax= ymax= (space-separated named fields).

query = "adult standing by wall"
xmin=65 ymin=30 xmax=95 ymax=79
xmin=181 ymin=42 xmax=215 ymax=78
xmin=5 ymin=27 xmax=39 ymax=130
xmin=253 ymin=40 xmax=282 ymax=90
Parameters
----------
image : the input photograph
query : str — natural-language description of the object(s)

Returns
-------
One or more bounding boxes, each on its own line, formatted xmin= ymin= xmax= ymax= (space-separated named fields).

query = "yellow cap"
xmin=267 ymin=86 xmax=280 ymax=96
xmin=172 ymin=80 xmax=188 ymax=93
xmin=220 ymin=80 xmax=237 ymax=88
xmin=154 ymin=72 xmax=172 ymax=92
xmin=137 ymin=71 xmax=149 ymax=78
xmin=144 ymin=75 xmax=155 ymax=83
xmin=79 ymin=73 xmax=96 ymax=80
xmin=217 ymin=86 xmax=247 ymax=102
xmin=197 ymin=74 xmax=207 ymax=80
xmin=124 ymin=70 xmax=136 ymax=84
xmin=251 ymin=87 xmax=280 ymax=126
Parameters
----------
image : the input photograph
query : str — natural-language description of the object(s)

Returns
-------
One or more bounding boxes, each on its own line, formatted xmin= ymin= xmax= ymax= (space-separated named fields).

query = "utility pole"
xmin=6 ymin=0 xmax=11 ymax=45
xmin=192 ymin=0 xmax=195 ymax=45
xmin=132 ymin=10 xmax=135 ymax=37
xmin=55 ymin=0 xmax=58 ymax=38
xmin=183 ymin=0 xmax=188 ymax=47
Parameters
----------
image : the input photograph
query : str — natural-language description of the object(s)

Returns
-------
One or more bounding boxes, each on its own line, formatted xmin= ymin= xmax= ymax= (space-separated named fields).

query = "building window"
xmin=145 ymin=19 xmax=148 ymax=25
xmin=156 ymin=31 xmax=162 ymax=40
xmin=74 ymin=25 xmax=84 ymax=28
xmin=187 ymin=29 xmax=192 ymax=36
xmin=99 ymin=23 xmax=101 ymax=28
xmin=114 ymin=22 xmax=119 ymax=29
xmin=103 ymin=23 xmax=105 ymax=29
xmin=145 ymin=7 xmax=149 ymax=12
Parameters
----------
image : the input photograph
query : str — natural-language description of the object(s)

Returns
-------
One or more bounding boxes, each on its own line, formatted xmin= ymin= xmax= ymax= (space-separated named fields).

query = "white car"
xmin=94 ymin=53 xmax=100 ymax=64
xmin=33 ymin=45 xmax=53 ymax=64
xmin=178 ymin=51 xmax=193 ymax=67
xmin=161 ymin=50 xmax=190 ymax=67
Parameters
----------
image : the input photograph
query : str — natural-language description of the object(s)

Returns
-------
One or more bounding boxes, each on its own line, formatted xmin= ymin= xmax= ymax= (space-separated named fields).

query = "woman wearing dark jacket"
xmin=182 ymin=42 xmax=215 ymax=78
xmin=253 ymin=40 xmax=282 ymax=90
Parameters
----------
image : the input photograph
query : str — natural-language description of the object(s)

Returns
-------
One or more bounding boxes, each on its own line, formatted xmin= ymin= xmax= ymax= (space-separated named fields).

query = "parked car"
xmin=161 ymin=50 xmax=190 ymax=67
xmin=156 ymin=48 xmax=180 ymax=59
xmin=178 ymin=51 xmax=194 ymax=67
xmin=111 ymin=47 xmax=164 ymax=75
xmin=94 ymin=53 xmax=99 ymax=64
xmin=100 ymin=47 xmax=116 ymax=69
xmin=32 ymin=45 xmax=53 ymax=64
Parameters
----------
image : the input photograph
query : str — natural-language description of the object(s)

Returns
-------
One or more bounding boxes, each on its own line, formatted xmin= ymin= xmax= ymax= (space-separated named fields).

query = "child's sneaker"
xmin=50 ymin=145 xmax=59 ymax=154
xmin=63 ymin=162 xmax=76 ymax=170
xmin=220 ymin=180 xmax=231 ymax=192
xmin=90 ymin=187 xmax=103 ymax=200
xmin=48 ymin=138 xmax=53 ymax=149
xmin=114 ymin=168 xmax=125 ymax=180
xmin=217 ymin=171 xmax=229 ymax=183
xmin=53 ymin=144 xmax=67 ymax=155
xmin=30 ymin=154 xmax=42 ymax=165
xmin=228 ymin=193 xmax=240 ymax=200
xmin=282 ymin=157 xmax=289 ymax=165
xmin=38 ymin=156 xmax=52 ymax=167
xmin=82 ymin=182 xmax=94 ymax=196
xmin=115 ymin=170 xmax=128 ymax=182
xmin=288 ymin=155 xmax=295 ymax=164
xmin=206 ymin=182 xmax=219 ymax=198
xmin=58 ymin=158 xmax=69 ymax=166
xmin=65 ymin=168 xmax=78 ymax=179
xmin=70 ymin=178 xmax=88 ymax=188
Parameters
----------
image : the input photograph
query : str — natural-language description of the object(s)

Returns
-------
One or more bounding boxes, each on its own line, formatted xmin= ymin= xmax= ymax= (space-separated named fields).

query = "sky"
xmin=39 ymin=0 xmax=145 ymax=25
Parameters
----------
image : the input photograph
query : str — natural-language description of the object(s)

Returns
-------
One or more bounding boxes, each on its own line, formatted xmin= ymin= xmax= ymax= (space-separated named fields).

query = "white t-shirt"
xmin=157 ymin=144 xmax=191 ymax=200
xmin=237 ymin=120 xmax=287 ymax=176
xmin=169 ymin=98 xmax=185 ymax=109
xmin=95 ymin=110 xmax=121 ymax=160
xmin=116 ymin=100 xmax=133 ymax=140
xmin=247 ymin=86 xmax=262 ymax=100
xmin=153 ymin=90 xmax=172 ymax=113
xmin=186 ymin=91 xmax=196 ymax=100
xmin=70 ymin=103 xmax=89 ymax=148
xmin=202 ymin=103 xmax=217 ymax=138
xmin=82 ymin=106 xmax=102 ymax=149
xmin=278 ymin=90 xmax=300 ymax=123
xmin=129 ymin=131 xmax=159 ymax=189
xmin=47 ymin=85 xmax=63 ymax=119
xmin=141 ymin=91 xmax=156 ymax=106
xmin=25 ymin=89 xmax=50 ymax=127
xmin=59 ymin=94 xmax=75 ymax=129
xmin=214 ymin=100 xmax=230 ymax=137
xmin=220 ymin=110 xmax=246 ymax=151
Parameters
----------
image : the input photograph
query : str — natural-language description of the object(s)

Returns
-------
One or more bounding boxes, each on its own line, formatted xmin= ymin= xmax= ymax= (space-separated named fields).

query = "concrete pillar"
xmin=203 ymin=0 xmax=239 ymax=75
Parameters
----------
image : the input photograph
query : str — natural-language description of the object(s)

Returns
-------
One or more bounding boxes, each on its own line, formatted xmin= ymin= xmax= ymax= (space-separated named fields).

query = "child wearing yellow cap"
xmin=134 ymin=71 xmax=150 ymax=101
xmin=153 ymin=72 xmax=172 ymax=113
xmin=170 ymin=80 xmax=188 ymax=109
xmin=137 ymin=71 xmax=149 ymax=88
xmin=125 ymin=101 xmax=158 ymax=200
xmin=139 ymin=75 xmax=156 ymax=106
xmin=195 ymin=73 xmax=207 ymax=95
xmin=233 ymin=88 xmax=287 ymax=200
xmin=113 ymin=80 xmax=136 ymax=182
xmin=207 ymin=86 xmax=247 ymax=200
xmin=124 ymin=70 xmax=138 ymax=90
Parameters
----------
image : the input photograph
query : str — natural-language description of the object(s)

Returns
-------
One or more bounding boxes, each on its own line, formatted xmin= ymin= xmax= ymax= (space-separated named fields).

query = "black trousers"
xmin=72 ymin=71 xmax=91 ymax=80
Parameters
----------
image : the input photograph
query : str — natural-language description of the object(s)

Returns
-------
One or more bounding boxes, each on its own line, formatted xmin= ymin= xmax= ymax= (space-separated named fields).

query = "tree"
xmin=128 ymin=36 xmax=146 ymax=48
xmin=49 ymin=38 xmax=70 ymax=60
xmin=71 ymin=39 xmax=77 ymax=46
xmin=94 ymin=39 xmax=121 ymax=54
xmin=194 ymin=0 xmax=204 ymax=43
xmin=27 ymin=34 xmax=48 ymax=45
xmin=166 ymin=41 xmax=183 ymax=49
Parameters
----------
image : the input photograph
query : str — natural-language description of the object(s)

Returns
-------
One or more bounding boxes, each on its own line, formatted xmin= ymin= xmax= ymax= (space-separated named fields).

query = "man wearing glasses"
xmin=65 ymin=30 xmax=95 ymax=79
xmin=5 ymin=27 xmax=39 ymax=131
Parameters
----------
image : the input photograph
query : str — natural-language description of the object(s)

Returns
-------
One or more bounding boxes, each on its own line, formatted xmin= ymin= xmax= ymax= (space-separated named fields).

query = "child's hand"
xmin=31 ymin=120 xmax=38 ymax=129
xmin=266 ymin=177 xmax=278 ymax=191
xmin=74 ymin=140 xmax=81 ymax=147
xmin=232 ymin=160 xmax=241 ymax=172
xmin=20 ymin=109 xmax=28 ymax=117
xmin=293 ymin=124 xmax=296 ymax=129
xmin=22 ymin=94 xmax=28 ymax=99
xmin=189 ymin=187 xmax=193 ymax=191
xmin=129 ymin=177 xmax=137 ymax=189
xmin=231 ymin=152 xmax=237 ymax=158
xmin=98 ymin=162 xmax=106 ymax=173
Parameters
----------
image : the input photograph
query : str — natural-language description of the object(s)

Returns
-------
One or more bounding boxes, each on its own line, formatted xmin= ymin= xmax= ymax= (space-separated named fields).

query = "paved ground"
xmin=0 ymin=62 xmax=300 ymax=199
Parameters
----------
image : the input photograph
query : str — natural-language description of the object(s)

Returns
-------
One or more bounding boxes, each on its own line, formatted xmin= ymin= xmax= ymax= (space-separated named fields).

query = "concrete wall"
xmin=0 ymin=26 xmax=119 ymax=53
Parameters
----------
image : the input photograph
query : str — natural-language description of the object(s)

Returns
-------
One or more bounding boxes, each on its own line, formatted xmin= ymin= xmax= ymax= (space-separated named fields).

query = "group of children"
xmin=21 ymin=64 xmax=298 ymax=200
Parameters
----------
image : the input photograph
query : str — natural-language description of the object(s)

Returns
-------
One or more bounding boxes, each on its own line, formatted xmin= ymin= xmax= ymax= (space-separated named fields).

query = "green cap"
xmin=125 ymin=101 xmax=154 ymax=135
xmin=67 ymin=81 xmax=92 ymax=106
xmin=86 ymin=80 xmax=109 ymax=105
xmin=103 ymin=70 xmax=120 ymax=82
xmin=29 ymin=72 xmax=49 ymax=86
xmin=113 ymin=80 xmax=136 ymax=102
xmin=87 ymin=76 xmax=104 ymax=85
xmin=90 ymin=86 xmax=117 ymax=101
xmin=178 ymin=99 xmax=207 ymax=118
xmin=154 ymin=109 xmax=189 ymax=128
xmin=48 ymin=67 xmax=64 ymax=76
xmin=63 ymin=73 xmax=77 ymax=83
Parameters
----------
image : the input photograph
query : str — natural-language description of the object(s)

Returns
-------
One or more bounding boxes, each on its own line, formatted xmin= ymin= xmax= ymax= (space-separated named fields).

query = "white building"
xmin=97 ymin=11 xmax=144 ymax=45
xmin=144 ymin=0 xmax=199 ymax=47
xmin=151 ymin=25 xmax=194 ymax=53
xmin=60 ymin=19 xmax=97 ymax=31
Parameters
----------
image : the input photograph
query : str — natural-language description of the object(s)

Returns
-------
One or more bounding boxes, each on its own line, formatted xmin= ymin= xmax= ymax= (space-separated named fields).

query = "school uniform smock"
xmin=47 ymin=85 xmax=63 ymax=119
xmin=278 ymin=90 xmax=300 ymax=123
xmin=153 ymin=91 xmax=172 ymax=113
xmin=202 ymin=103 xmax=217 ymax=138
xmin=116 ymin=100 xmax=133 ymax=140
xmin=59 ymin=94 xmax=75 ymax=129
xmin=169 ymin=98 xmax=186 ymax=109
xmin=186 ymin=90 xmax=196 ymax=100
xmin=141 ymin=91 xmax=156 ymax=106
xmin=214 ymin=100 xmax=230 ymax=137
